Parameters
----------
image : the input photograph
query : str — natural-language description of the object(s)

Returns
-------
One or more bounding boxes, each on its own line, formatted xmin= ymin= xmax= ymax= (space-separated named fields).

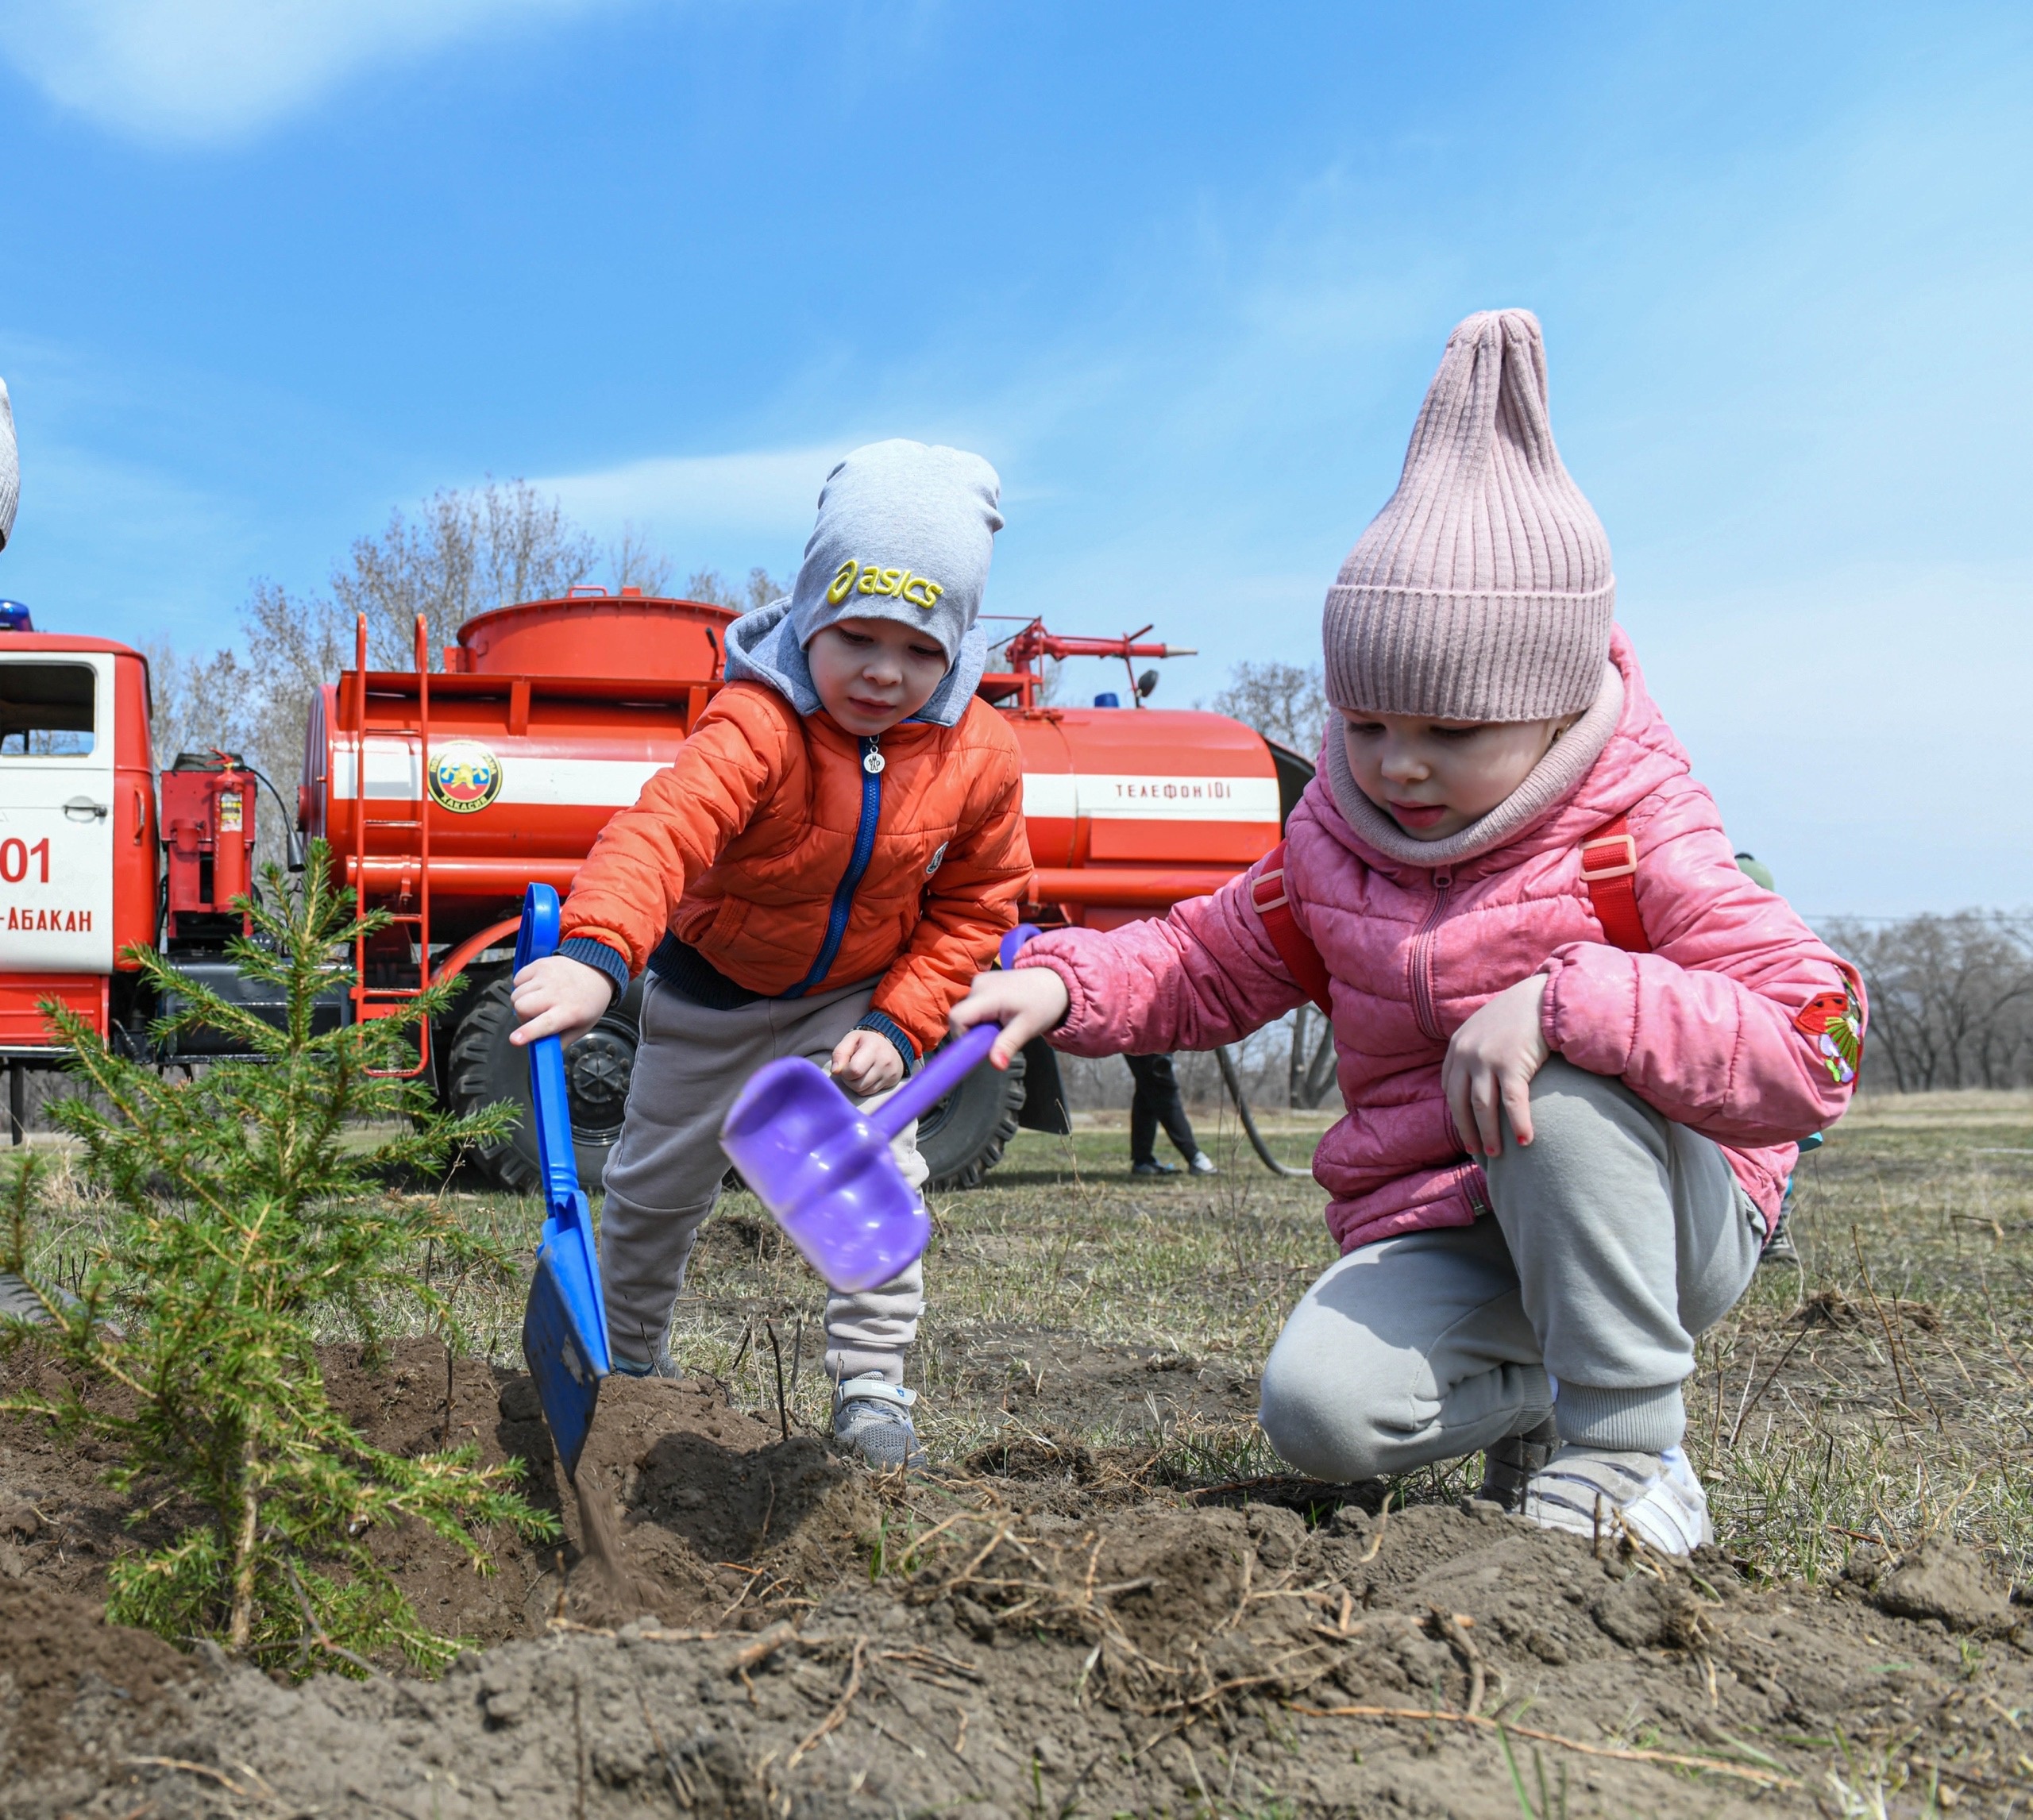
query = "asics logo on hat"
xmin=826 ymin=559 xmax=945 ymax=611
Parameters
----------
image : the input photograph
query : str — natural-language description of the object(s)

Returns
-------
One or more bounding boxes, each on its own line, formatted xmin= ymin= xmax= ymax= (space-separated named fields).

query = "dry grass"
xmin=1689 ymin=1089 xmax=2033 ymax=1584
xmin=16 ymin=1087 xmax=2033 ymax=1587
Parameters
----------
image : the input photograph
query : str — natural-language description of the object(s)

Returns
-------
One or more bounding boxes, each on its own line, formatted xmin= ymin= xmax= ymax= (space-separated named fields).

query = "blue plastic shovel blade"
xmin=523 ymin=1245 xmax=599 ymax=1480
xmin=515 ymin=883 xmax=611 ymax=1481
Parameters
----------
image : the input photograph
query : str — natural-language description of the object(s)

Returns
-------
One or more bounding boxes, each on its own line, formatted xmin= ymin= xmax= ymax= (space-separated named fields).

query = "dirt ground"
xmin=7 ymin=1094 xmax=2033 ymax=1814
xmin=6 ymin=1339 xmax=2033 ymax=1816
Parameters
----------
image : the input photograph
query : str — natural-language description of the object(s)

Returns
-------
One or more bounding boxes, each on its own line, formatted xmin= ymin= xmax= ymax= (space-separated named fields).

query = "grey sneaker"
xmin=1187 ymin=1151 xmax=1219 ymax=1176
xmin=1131 ymin=1159 xmax=1178 ymax=1177
xmin=1475 ymin=1413 xmax=1559 ymax=1511
xmin=832 ymin=1375 xmax=925 ymax=1470
xmin=1522 ymin=1444 xmax=1714 ymax=1556
xmin=611 ymin=1349 xmax=681 ymax=1380
xmin=1759 ymin=1201 xmax=1800 ymax=1267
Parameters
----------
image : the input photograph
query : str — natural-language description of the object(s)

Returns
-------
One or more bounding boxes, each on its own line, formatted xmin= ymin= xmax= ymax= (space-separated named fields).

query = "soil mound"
xmin=9 ymin=1340 xmax=2033 ymax=1814
xmin=0 ymin=1337 xmax=874 ymax=1648
xmin=12 ymin=1493 xmax=2033 ymax=1813
xmin=0 ymin=1580 xmax=195 ymax=1789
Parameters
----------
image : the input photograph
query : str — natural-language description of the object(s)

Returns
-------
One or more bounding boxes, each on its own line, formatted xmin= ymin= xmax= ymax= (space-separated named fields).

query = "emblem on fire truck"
xmin=427 ymin=741 xmax=503 ymax=815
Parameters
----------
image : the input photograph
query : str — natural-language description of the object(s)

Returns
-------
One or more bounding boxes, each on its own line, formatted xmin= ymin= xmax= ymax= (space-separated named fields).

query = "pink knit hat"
xmin=1323 ymin=310 xmax=1613 ymax=722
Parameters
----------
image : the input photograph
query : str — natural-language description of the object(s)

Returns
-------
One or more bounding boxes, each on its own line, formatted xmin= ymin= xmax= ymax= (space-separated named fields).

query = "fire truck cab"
xmin=0 ymin=636 xmax=157 ymax=1062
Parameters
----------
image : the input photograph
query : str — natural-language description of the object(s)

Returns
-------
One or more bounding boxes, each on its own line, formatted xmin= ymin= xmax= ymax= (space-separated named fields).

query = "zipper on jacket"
xmin=1409 ymin=868 xmax=1452 ymax=1041
xmin=785 ymin=734 xmax=885 ymax=998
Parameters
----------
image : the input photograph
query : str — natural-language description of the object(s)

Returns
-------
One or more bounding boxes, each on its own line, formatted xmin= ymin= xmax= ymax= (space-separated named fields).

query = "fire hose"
xmin=1213 ymin=1045 xmax=1303 ymax=1178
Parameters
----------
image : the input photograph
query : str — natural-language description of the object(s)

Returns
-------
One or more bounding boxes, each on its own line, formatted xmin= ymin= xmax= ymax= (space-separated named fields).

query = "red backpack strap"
xmin=1249 ymin=842 xmax=1333 ymax=1013
xmin=1578 ymin=814 xmax=1653 ymax=954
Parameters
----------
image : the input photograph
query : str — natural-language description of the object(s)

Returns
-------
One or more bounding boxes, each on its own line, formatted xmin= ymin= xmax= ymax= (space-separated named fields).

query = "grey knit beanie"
xmin=0 ymin=379 xmax=17 ymax=553
xmin=722 ymin=438 xmax=1002 ymax=729
xmin=1323 ymin=310 xmax=1612 ymax=722
xmin=790 ymin=439 xmax=1001 ymax=662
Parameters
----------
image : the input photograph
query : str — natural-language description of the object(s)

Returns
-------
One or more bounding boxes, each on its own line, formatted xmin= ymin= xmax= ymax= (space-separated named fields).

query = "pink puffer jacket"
xmin=1020 ymin=631 xmax=1861 ymax=1253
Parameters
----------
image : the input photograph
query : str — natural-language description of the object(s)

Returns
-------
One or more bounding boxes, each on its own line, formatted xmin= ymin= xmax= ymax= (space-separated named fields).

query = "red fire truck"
xmin=0 ymin=592 xmax=1312 ymax=1190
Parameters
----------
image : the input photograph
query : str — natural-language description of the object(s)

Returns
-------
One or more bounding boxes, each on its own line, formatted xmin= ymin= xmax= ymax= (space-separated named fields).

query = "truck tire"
xmin=446 ymin=972 xmax=641 ymax=1193
xmin=917 ymin=1042 xmax=1026 ymax=1190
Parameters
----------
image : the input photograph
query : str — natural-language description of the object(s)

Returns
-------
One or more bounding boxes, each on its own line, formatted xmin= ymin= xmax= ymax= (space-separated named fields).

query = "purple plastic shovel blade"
xmin=719 ymin=1023 xmax=1000 ymax=1294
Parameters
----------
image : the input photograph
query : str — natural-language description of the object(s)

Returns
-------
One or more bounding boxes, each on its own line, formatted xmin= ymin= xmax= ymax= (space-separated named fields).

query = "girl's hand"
xmin=510 ymin=954 xmax=615 ymax=1048
xmin=950 ymin=966 xmax=1070 ymax=1069
xmin=830 ymin=1028 xmax=906 ymax=1097
xmin=1442 ymin=974 xmax=1552 ymax=1156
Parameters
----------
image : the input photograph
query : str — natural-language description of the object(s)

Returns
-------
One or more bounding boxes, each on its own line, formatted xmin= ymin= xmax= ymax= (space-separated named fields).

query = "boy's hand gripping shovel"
xmin=720 ymin=1020 xmax=1001 ymax=1294
xmin=515 ymin=884 xmax=612 ymax=1481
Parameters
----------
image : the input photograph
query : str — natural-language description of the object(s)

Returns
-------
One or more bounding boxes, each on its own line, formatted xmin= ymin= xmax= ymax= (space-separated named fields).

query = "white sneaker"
xmin=1522 ymin=1444 xmax=1713 ymax=1556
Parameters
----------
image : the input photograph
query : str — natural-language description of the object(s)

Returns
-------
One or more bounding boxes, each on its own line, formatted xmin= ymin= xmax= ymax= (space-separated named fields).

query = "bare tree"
xmin=1824 ymin=912 xmax=2033 ymax=1090
xmin=330 ymin=480 xmax=600 ymax=669
xmin=1203 ymin=657 xmax=1337 ymax=1104
xmin=143 ymin=642 xmax=261 ymax=770
xmin=1211 ymin=659 xmax=1329 ymax=759
xmin=141 ymin=640 xmax=300 ymax=874
xmin=684 ymin=566 xmax=787 ymax=611
xmin=608 ymin=523 xmax=674 ymax=597
xmin=147 ymin=480 xmax=688 ymax=868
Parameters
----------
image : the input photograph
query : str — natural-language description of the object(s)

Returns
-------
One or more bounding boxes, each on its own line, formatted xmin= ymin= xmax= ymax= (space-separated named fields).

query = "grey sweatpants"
xmin=1259 ymin=1058 xmax=1764 ymax=1478
xmin=599 ymin=973 xmax=928 ymax=1384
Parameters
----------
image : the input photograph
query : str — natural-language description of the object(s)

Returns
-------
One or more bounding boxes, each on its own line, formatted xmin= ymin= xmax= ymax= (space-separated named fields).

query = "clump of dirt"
xmin=1793 ymin=1286 xmax=1941 ymax=1335
xmin=1854 ymin=1537 xmax=2019 ymax=1634
xmin=962 ymin=1429 xmax=1096 ymax=1482
xmin=0 ymin=1581 xmax=195 ymax=1780
xmin=517 ymin=1369 xmax=878 ymax=1633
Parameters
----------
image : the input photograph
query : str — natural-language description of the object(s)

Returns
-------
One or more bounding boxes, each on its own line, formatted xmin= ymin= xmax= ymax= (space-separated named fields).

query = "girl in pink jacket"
xmin=956 ymin=310 xmax=1861 ymax=1555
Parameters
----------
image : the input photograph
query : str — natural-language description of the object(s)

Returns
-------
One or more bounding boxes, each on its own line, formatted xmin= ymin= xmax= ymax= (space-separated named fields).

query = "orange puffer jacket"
xmin=561 ymin=682 xmax=1030 ymax=1058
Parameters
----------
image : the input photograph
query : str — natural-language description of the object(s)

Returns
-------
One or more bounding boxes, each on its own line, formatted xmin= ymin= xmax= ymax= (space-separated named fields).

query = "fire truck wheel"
xmin=916 ymin=1041 xmax=1027 ymax=1191
xmin=446 ymin=973 xmax=639 ymax=1193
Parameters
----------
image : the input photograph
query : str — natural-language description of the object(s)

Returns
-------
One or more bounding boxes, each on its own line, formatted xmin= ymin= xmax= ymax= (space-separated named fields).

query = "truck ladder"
xmin=347 ymin=612 xmax=434 ymax=1078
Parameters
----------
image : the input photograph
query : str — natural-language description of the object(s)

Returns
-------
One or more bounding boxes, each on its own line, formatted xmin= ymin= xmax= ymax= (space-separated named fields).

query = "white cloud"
xmin=0 ymin=0 xmax=617 ymax=143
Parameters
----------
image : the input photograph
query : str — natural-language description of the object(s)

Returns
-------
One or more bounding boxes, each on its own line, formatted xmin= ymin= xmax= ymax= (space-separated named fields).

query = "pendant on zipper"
xmin=863 ymin=746 xmax=885 ymax=774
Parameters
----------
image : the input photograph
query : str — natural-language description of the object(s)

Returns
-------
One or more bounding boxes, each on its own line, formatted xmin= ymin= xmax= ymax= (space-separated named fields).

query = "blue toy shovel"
xmin=515 ymin=883 xmax=613 ymax=1482
xmin=720 ymin=1020 xmax=1001 ymax=1294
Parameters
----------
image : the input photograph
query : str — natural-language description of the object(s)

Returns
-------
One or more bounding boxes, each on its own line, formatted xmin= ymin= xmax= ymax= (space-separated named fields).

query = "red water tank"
xmin=303 ymin=593 xmax=735 ymax=951
xmin=453 ymin=588 xmax=733 ymax=681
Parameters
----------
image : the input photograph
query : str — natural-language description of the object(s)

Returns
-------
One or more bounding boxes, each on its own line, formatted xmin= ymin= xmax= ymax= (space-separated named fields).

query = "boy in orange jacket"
xmin=511 ymin=441 xmax=1030 ymax=1466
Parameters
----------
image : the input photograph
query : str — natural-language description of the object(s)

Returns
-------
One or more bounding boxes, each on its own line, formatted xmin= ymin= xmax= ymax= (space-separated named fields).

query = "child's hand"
xmin=509 ymin=954 xmax=615 ymax=1049
xmin=949 ymin=966 xmax=1069 ymax=1070
xmin=830 ymin=1029 xmax=905 ymax=1097
xmin=1442 ymin=974 xmax=1552 ymax=1156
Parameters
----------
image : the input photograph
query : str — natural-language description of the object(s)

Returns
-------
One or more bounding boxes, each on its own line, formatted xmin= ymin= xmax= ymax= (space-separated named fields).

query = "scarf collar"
xmin=1322 ymin=661 xmax=1625 ymax=870
xmin=722 ymin=598 xmax=987 ymax=728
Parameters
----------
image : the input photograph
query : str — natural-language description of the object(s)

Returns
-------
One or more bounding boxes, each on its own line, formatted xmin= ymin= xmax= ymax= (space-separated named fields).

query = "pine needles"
xmin=0 ymin=839 xmax=557 ymax=1672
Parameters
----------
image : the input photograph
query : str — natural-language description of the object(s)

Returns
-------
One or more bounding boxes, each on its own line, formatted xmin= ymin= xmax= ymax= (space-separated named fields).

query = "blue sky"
xmin=0 ymin=1 xmax=2027 ymax=916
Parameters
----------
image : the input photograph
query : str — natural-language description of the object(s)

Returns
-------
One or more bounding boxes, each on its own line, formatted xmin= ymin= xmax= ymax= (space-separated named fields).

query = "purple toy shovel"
xmin=720 ymin=1020 xmax=1001 ymax=1293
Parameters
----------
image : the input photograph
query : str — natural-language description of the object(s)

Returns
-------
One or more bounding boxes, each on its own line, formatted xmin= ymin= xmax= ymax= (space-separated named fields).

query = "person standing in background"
xmin=1126 ymin=1053 xmax=1217 ymax=1176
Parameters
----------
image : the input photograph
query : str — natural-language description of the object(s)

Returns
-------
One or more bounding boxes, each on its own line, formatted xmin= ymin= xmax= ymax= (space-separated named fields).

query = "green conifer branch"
xmin=0 ymin=839 xmax=555 ymax=1672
